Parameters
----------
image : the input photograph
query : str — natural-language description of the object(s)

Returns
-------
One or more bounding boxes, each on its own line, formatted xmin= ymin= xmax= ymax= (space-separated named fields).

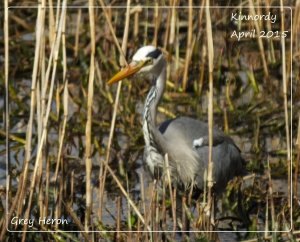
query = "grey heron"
xmin=108 ymin=45 xmax=245 ymax=193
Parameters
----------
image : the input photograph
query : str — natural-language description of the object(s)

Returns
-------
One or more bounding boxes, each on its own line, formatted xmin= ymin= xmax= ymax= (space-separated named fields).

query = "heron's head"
xmin=107 ymin=45 xmax=165 ymax=85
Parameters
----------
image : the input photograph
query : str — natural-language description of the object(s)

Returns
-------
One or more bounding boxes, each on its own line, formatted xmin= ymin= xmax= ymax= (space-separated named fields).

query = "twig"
xmin=101 ymin=159 xmax=150 ymax=231
xmin=64 ymin=202 xmax=90 ymax=241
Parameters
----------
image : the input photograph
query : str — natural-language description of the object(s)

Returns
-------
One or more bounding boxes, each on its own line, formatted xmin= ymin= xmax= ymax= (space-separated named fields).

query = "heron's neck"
xmin=142 ymin=68 xmax=166 ymax=147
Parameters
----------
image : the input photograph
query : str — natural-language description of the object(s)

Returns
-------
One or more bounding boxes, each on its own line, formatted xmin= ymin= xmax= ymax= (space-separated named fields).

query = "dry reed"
xmin=97 ymin=0 xmax=127 ymax=222
xmin=205 ymin=1 xmax=215 ymax=233
xmin=280 ymin=1 xmax=291 ymax=211
xmin=23 ymin=2 xmax=67 ymax=240
xmin=164 ymin=154 xmax=176 ymax=234
xmin=4 ymin=0 xmax=10 ymax=207
xmin=84 ymin=0 xmax=96 ymax=232
xmin=248 ymin=0 xmax=269 ymax=78
xmin=16 ymin=0 xmax=46 ymax=219
xmin=74 ymin=9 xmax=82 ymax=58
xmin=182 ymin=0 xmax=193 ymax=91
xmin=1 ymin=3 xmax=297 ymax=241
xmin=294 ymin=116 xmax=300 ymax=197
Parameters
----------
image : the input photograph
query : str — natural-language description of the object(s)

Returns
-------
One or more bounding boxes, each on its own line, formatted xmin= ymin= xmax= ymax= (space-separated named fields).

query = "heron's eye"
xmin=146 ymin=58 xmax=153 ymax=65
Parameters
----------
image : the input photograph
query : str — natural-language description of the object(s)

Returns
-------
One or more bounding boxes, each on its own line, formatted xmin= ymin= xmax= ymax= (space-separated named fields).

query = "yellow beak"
xmin=107 ymin=61 xmax=146 ymax=85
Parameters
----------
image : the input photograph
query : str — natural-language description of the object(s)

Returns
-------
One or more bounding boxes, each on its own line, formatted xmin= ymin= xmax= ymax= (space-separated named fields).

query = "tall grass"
xmin=84 ymin=0 xmax=95 ymax=232
xmin=3 ymin=0 xmax=10 ymax=236
xmin=280 ymin=0 xmax=291 ymax=211
xmin=0 ymin=1 xmax=298 ymax=241
xmin=205 ymin=1 xmax=215 ymax=235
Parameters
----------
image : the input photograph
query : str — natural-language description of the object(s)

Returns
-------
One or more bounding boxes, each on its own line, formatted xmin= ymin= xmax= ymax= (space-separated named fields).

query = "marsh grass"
xmin=0 ymin=1 xmax=299 ymax=241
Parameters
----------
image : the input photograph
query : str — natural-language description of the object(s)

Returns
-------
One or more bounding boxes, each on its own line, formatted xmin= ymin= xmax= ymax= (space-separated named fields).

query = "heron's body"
xmin=145 ymin=117 xmax=244 ymax=191
xmin=108 ymin=45 xmax=245 ymax=192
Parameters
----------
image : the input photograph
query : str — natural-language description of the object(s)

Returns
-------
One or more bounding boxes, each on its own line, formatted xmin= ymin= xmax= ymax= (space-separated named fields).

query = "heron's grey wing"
xmin=159 ymin=117 xmax=237 ymax=147
xmin=156 ymin=117 xmax=245 ymax=191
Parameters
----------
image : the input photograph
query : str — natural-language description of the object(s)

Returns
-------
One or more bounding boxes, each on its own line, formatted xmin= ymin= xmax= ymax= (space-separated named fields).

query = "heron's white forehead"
xmin=132 ymin=45 xmax=157 ymax=61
